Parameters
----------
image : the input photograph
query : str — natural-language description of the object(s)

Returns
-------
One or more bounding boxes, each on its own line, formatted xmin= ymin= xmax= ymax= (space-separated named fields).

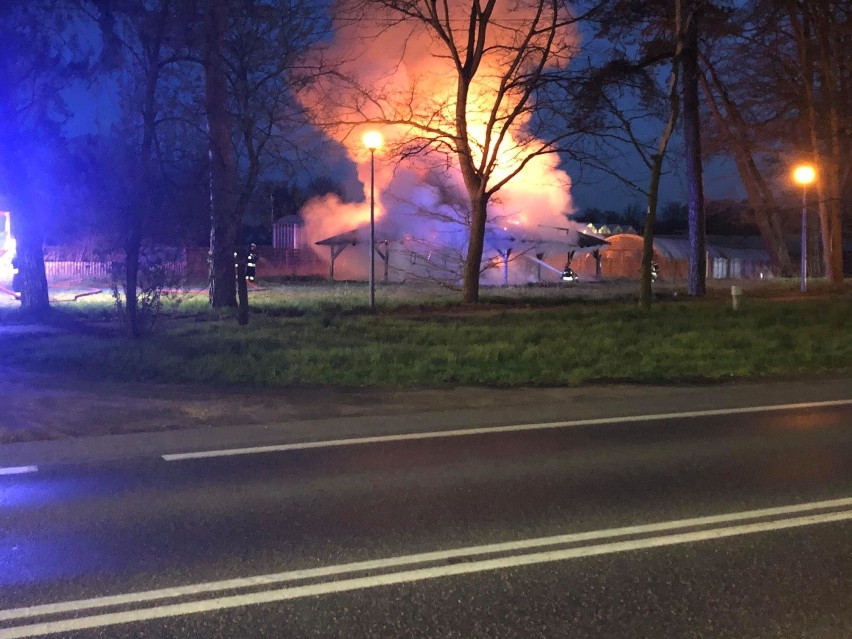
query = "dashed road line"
xmin=0 ymin=466 xmax=37 ymax=476
xmin=162 ymin=399 xmax=852 ymax=461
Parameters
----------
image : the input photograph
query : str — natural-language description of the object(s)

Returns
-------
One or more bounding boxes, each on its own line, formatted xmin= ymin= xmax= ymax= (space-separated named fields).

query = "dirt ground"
xmin=3 ymin=359 xmax=850 ymax=447
xmin=0 ymin=364 xmax=606 ymax=443
xmin=0 ymin=366 xmax=405 ymax=442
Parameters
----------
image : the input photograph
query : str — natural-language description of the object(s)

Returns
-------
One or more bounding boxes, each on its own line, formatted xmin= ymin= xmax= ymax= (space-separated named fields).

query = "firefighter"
xmin=246 ymin=244 xmax=257 ymax=282
xmin=561 ymin=262 xmax=578 ymax=283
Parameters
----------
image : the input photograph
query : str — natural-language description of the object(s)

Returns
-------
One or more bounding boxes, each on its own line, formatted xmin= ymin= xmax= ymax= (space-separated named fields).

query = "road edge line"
xmin=3 ymin=509 xmax=852 ymax=638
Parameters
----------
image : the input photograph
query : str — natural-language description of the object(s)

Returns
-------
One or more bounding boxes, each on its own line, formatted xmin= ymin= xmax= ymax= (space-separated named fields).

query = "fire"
xmin=300 ymin=1 xmax=578 ymax=279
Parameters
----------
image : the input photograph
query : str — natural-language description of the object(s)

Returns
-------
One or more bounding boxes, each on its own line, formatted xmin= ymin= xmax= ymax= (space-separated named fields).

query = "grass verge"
xmin=0 ymin=285 xmax=849 ymax=387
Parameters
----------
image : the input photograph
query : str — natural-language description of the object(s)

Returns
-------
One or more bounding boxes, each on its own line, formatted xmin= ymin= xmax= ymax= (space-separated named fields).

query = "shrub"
xmin=111 ymin=245 xmax=186 ymax=333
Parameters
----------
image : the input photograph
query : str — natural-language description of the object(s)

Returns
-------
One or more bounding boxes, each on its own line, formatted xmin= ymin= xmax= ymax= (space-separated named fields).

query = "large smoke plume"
xmin=300 ymin=0 xmax=580 ymax=283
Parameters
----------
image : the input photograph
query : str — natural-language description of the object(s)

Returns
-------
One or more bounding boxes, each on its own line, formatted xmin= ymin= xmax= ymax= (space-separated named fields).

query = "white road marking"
xmin=162 ymin=399 xmax=852 ymax=461
xmin=0 ymin=466 xmax=37 ymax=476
xmin=3 ymin=495 xmax=852 ymax=624
xmin=2 ymin=508 xmax=852 ymax=638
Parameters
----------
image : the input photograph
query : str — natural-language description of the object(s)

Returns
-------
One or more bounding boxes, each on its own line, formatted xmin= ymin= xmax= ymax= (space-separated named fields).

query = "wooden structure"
xmin=316 ymin=226 xmax=610 ymax=285
xmin=272 ymin=215 xmax=305 ymax=250
xmin=315 ymin=229 xmax=396 ymax=280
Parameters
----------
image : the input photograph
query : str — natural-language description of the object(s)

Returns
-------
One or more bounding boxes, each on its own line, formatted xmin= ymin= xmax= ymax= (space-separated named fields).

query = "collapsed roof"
xmin=316 ymin=226 xmax=609 ymax=255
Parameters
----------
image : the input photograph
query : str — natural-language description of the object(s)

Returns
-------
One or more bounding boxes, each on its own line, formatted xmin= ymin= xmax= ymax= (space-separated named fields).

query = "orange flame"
xmin=301 ymin=1 xmax=577 ymax=258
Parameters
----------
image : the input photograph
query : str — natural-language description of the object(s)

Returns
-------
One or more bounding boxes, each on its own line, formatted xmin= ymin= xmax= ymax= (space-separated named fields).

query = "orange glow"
xmin=299 ymin=2 xmax=577 ymax=256
xmin=792 ymin=164 xmax=816 ymax=186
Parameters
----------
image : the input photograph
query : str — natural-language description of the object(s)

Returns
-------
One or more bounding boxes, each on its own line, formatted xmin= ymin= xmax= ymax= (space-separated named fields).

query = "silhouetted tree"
xmin=0 ymin=1 xmax=81 ymax=313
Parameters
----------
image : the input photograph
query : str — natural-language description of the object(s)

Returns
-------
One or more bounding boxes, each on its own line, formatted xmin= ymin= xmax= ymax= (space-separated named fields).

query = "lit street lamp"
xmin=792 ymin=164 xmax=816 ymax=293
xmin=363 ymin=130 xmax=382 ymax=310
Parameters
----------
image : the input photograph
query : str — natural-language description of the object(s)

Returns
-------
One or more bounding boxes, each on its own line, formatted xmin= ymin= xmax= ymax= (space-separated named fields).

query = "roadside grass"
xmin=0 ymin=280 xmax=848 ymax=386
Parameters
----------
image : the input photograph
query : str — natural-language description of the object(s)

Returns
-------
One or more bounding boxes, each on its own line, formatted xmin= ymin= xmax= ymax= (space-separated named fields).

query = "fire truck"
xmin=0 ymin=210 xmax=17 ymax=290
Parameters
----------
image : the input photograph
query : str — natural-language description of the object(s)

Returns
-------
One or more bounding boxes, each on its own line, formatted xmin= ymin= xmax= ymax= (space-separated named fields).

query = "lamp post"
xmin=362 ymin=130 xmax=382 ymax=310
xmin=792 ymin=164 xmax=816 ymax=293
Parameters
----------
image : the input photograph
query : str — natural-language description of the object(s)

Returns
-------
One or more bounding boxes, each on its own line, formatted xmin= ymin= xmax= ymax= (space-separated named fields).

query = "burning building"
xmin=300 ymin=0 xmax=587 ymax=289
xmin=315 ymin=221 xmax=609 ymax=285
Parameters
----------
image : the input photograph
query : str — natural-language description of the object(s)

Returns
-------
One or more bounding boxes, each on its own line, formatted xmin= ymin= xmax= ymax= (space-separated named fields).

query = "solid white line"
xmin=0 ymin=466 xmax=37 ymax=476
xmin=162 ymin=399 xmax=852 ymax=461
xmin=3 ymin=494 xmax=852 ymax=623
xmin=3 ymin=509 xmax=852 ymax=638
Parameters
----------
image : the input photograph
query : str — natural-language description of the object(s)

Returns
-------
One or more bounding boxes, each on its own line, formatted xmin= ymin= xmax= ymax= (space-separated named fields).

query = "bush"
xmin=111 ymin=245 xmax=186 ymax=333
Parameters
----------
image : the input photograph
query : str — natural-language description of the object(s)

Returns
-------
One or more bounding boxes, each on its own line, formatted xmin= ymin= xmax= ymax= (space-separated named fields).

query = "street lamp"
xmin=362 ymin=130 xmax=382 ymax=310
xmin=792 ymin=164 xmax=816 ymax=293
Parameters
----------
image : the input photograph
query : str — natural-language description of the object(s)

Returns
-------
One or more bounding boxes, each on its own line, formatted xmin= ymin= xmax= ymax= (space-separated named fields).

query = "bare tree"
xmin=310 ymin=0 xmax=601 ymax=303
xmin=80 ymin=0 xmax=201 ymax=335
xmin=639 ymin=0 xmax=685 ymax=309
xmin=0 ymin=87 xmax=51 ymax=313
xmin=682 ymin=0 xmax=706 ymax=297
xmin=205 ymin=0 xmax=330 ymax=309
xmin=566 ymin=0 xmax=689 ymax=307
xmin=0 ymin=1 xmax=81 ymax=313
xmin=788 ymin=0 xmax=846 ymax=284
xmin=698 ymin=5 xmax=795 ymax=276
xmin=699 ymin=0 xmax=847 ymax=284
xmin=204 ymin=0 xmax=239 ymax=308
xmin=596 ymin=0 xmax=713 ymax=300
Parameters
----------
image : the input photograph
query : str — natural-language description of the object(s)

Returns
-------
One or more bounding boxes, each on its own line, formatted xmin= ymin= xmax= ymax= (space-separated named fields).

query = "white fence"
xmin=45 ymin=261 xmax=186 ymax=280
xmin=45 ymin=261 xmax=113 ymax=279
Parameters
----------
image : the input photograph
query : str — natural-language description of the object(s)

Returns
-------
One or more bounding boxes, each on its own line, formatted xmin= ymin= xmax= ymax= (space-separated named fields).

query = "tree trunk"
xmin=462 ymin=191 xmax=488 ymax=304
xmin=205 ymin=0 xmax=238 ymax=308
xmin=699 ymin=61 xmax=793 ymax=276
xmin=124 ymin=235 xmax=140 ymax=337
xmin=0 ymin=128 xmax=49 ymax=314
xmin=125 ymin=6 xmax=167 ymax=338
xmin=814 ymin=3 xmax=844 ymax=284
xmin=0 ymin=13 xmax=49 ymax=314
xmin=640 ymin=0 xmax=683 ymax=310
xmin=640 ymin=160 xmax=664 ymax=310
xmin=13 ymin=199 xmax=50 ymax=314
xmin=235 ymin=248 xmax=249 ymax=325
xmin=682 ymin=1 xmax=706 ymax=297
xmin=791 ymin=0 xmax=844 ymax=285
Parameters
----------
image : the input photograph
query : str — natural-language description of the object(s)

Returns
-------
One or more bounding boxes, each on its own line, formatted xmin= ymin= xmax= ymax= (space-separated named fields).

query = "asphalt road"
xmin=2 ymin=398 xmax=852 ymax=638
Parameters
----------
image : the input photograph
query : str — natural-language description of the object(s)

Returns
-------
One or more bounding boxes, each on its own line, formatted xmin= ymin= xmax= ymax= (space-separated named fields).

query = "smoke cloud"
xmin=300 ymin=1 xmax=580 ymax=283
